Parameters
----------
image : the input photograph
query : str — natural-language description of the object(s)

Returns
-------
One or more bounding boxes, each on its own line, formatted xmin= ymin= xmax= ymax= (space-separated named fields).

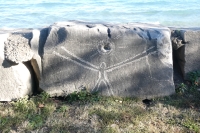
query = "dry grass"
xmin=0 ymin=86 xmax=200 ymax=133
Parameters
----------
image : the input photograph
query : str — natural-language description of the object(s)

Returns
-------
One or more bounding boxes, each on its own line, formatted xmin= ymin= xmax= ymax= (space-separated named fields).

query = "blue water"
xmin=0 ymin=0 xmax=200 ymax=29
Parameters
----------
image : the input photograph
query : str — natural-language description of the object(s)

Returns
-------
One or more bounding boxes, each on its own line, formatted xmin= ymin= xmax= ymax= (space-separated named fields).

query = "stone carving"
xmin=1 ymin=22 xmax=200 ymax=101
xmin=53 ymin=46 xmax=157 ymax=96
xmin=40 ymin=21 xmax=175 ymax=98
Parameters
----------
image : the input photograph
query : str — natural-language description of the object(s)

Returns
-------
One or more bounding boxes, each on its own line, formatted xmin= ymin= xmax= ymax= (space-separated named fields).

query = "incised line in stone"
xmin=53 ymin=46 xmax=157 ymax=95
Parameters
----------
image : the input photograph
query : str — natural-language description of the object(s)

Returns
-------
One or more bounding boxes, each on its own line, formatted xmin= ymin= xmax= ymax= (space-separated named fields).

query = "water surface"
xmin=0 ymin=0 xmax=200 ymax=28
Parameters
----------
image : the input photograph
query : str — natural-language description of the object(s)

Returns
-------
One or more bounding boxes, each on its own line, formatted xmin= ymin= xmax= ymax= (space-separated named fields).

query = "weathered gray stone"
xmin=40 ymin=21 xmax=175 ymax=98
xmin=29 ymin=28 xmax=48 ymax=92
xmin=0 ymin=33 xmax=33 ymax=101
xmin=4 ymin=32 xmax=33 ymax=63
xmin=170 ymin=29 xmax=186 ymax=80
xmin=180 ymin=29 xmax=200 ymax=79
xmin=30 ymin=29 xmax=42 ymax=80
xmin=171 ymin=30 xmax=185 ymax=50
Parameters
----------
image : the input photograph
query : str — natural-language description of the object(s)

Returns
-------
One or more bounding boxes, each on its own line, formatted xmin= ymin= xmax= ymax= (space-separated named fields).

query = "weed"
xmin=12 ymin=96 xmax=37 ymax=114
xmin=182 ymin=119 xmax=200 ymax=132
xmin=64 ymin=88 xmax=100 ymax=103
xmin=122 ymin=97 xmax=139 ymax=103
xmin=28 ymin=114 xmax=44 ymax=129
xmin=175 ymin=70 xmax=200 ymax=95
xmin=89 ymin=97 xmax=146 ymax=128
xmin=49 ymin=124 xmax=71 ymax=133
xmin=36 ymin=91 xmax=50 ymax=103
xmin=102 ymin=126 xmax=119 ymax=133
xmin=0 ymin=116 xmax=12 ymax=131
xmin=175 ymin=83 xmax=187 ymax=94
xmin=1 ymin=85 xmax=200 ymax=132
xmin=0 ymin=92 xmax=55 ymax=132
xmin=167 ymin=114 xmax=200 ymax=132
xmin=188 ymin=71 xmax=200 ymax=84
xmin=57 ymin=105 xmax=69 ymax=113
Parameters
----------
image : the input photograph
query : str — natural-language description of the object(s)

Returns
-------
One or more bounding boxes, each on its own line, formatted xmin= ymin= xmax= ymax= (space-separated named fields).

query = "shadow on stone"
xmin=173 ymin=46 xmax=185 ymax=82
xmin=39 ymin=28 xmax=49 ymax=57
xmin=23 ymin=61 xmax=40 ymax=94
xmin=2 ymin=59 xmax=18 ymax=68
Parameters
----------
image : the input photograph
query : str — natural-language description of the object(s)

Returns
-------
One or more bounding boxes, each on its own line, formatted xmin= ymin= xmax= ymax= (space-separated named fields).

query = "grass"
xmin=0 ymin=82 xmax=200 ymax=132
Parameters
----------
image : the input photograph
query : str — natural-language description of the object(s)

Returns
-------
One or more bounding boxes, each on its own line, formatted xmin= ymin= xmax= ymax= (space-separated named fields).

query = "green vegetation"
xmin=188 ymin=71 xmax=200 ymax=84
xmin=0 ymin=92 xmax=56 ymax=132
xmin=188 ymin=70 xmax=200 ymax=91
xmin=0 ymin=73 xmax=200 ymax=132
xmin=63 ymin=88 xmax=100 ymax=104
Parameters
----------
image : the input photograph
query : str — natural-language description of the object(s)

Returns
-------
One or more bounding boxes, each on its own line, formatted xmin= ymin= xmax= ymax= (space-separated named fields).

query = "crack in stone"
xmin=107 ymin=28 xmax=111 ymax=38
xmin=147 ymin=31 xmax=152 ymax=40
xmin=86 ymin=24 xmax=95 ymax=28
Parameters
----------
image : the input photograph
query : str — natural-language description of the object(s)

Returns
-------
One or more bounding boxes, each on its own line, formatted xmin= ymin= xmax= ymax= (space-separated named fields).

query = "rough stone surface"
xmin=40 ymin=21 xmax=175 ymax=98
xmin=181 ymin=29 xmax=200 ymax=79
xmin=170 ymin=29 xmax=185 ymax=80
xmin=4 ymin=32 xmax=34 ymax=63
xmin=171 ymin=30 xmax=185 ymax=50
xmin=30 ymin=29 xmax=42 ymax=80
xmin=0 ymin=33 xmax=33 ymax=101
xmin=30 ymin=28 xmax=48 ymax=92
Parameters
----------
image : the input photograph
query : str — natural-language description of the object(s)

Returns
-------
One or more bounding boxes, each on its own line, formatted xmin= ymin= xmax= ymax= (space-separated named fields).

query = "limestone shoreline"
xmin=0 ymin=21 xmax=200 ymax=101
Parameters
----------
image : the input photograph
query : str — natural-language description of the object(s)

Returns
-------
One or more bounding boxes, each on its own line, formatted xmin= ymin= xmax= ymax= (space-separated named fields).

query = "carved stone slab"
xmin=40 ymin=21 xmax=175 ymax=98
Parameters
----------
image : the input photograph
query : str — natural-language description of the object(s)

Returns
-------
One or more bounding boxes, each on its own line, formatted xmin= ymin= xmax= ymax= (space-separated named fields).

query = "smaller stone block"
xmin=181 ymin=29 xmax=200 ymax=78
xmin=4 ymin=32 xmax=33 ymax=63
xmin=0 ymin=33 xmax=33 ymax=101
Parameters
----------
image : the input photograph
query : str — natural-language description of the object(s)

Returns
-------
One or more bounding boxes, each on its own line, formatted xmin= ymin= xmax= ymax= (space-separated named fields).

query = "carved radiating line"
xmin=53 ymin=44 xmax=158 ymax=95
xmin=106 ymin=46 xmax=156 ymax=71
xmin=61 ymin=46 xmax=99 ymax=69
xmin=54 ymin=50 xmax=114 ymax=95
xmin=146 ymin=56 xmax=152 ymax=78
xmin=106 ymin=51 xmax=157 ymax=72
xmin=90 ymin=51 xmax=99 ymax=59
xmin=53 ymin=51 xmax=98 ymax=72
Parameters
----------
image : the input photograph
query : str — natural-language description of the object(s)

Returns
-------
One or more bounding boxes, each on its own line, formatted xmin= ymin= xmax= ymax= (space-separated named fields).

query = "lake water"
xmin=0 ymin=0 xmax=200 ymax=29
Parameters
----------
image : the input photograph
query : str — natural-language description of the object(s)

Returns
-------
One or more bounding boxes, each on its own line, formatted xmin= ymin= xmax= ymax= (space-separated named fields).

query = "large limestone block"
xmin=40 ymin=21 xmax=175 ymax=98
xmin=0 ymin=33 xmax=33 ymax=101
xmin=180 ymin=29 xmax=200 ymax=78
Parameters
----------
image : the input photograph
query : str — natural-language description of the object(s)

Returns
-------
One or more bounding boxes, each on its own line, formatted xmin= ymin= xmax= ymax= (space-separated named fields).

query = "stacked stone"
xmin=1 ymin=21 xmax=199 ymax=101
